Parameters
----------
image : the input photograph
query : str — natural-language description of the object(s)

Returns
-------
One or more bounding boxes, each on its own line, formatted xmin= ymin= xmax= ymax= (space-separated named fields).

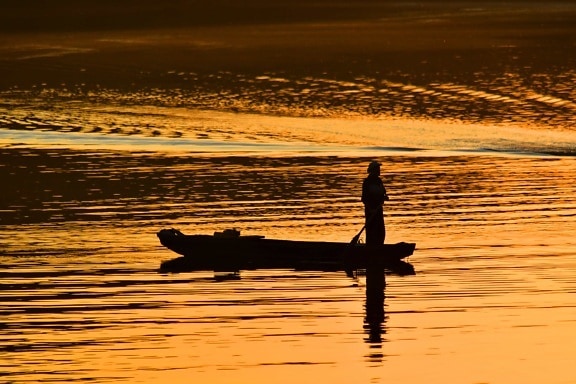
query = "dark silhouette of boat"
xmin=157 ymin=228 xmax=416 ymax=274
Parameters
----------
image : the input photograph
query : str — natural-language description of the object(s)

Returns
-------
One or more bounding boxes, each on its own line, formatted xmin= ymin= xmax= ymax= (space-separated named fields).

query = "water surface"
xmin=1 ymin=2 xmax=576 ymax=383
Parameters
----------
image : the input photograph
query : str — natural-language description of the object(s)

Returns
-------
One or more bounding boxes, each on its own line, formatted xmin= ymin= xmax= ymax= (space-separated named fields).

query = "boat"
xmin=157 ymin=228 xmax=416 ymax=274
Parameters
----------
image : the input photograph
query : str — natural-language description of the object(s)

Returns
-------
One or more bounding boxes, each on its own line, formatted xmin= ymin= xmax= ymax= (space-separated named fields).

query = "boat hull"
xmin=157 ymin=228 xmax=416 ymax=273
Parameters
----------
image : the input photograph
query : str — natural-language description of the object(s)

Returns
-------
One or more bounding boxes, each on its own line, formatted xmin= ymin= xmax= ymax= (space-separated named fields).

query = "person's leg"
xmin=365 ymin=208 xmax=384 ymax=245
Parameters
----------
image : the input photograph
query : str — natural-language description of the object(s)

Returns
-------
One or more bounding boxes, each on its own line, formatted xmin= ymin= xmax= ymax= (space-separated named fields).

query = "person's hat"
xmin=367 ymin=160 xmax=381 ymax=174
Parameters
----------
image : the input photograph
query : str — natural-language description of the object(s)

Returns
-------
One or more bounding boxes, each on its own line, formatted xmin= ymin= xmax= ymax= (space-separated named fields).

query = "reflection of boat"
xmin=157 ymin=228 xmax=416 ymax=273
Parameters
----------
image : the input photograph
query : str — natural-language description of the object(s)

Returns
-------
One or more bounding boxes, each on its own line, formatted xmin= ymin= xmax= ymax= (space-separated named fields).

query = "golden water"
xmin=1 ymin=2 xmax=576 ymax=382
xmin=1 ymin=149 xmax=575 ymax=384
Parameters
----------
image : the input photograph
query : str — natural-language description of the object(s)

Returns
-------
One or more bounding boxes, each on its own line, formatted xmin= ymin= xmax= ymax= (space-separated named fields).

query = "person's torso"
xmin=363 ymin=177 xmax=385 ymax=207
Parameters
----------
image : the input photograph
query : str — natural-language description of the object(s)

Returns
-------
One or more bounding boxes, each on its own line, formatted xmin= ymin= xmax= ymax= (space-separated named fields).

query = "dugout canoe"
xmin=157 ymin=228 xmax=416 ymax=274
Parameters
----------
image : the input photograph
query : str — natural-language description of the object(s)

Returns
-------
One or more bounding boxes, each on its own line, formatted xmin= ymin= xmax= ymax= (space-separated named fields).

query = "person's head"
xmin=367 ymin=160 xmax=381 ymax=176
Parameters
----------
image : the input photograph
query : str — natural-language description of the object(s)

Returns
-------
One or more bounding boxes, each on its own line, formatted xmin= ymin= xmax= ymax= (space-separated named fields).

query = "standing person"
xmin=361 ymin=161 xmax=389 ymax=245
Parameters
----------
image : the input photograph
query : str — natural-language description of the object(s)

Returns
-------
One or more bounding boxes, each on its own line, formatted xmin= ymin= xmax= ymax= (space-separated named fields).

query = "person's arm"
xmin=380 ymin=181 xmax=389 ymax=203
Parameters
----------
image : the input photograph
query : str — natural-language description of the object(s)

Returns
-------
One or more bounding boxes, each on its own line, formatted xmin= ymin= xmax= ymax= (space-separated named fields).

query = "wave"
xmin=1 ymin=121 xmax=574 ymax=158
xmin=1 ymin=70 xmax=575 ymax=158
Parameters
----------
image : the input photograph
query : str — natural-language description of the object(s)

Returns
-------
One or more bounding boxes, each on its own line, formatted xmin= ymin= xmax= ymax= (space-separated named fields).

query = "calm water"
xmin=1 ymin=2 xmax=576 ymax=383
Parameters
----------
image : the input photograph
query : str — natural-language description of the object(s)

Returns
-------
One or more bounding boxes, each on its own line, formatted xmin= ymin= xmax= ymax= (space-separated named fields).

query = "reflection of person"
xmin=361 ymin=161 xmax=389 ymax=245
xmin=364 ymin=274 xmax=386 ymax=347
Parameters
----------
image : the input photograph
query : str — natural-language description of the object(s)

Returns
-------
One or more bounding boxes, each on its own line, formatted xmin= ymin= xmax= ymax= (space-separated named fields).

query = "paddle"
xmin=349 ymin=224 xmax=367 ymax=246
xmin=344 ymin=207 xmax=382 ymax=277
